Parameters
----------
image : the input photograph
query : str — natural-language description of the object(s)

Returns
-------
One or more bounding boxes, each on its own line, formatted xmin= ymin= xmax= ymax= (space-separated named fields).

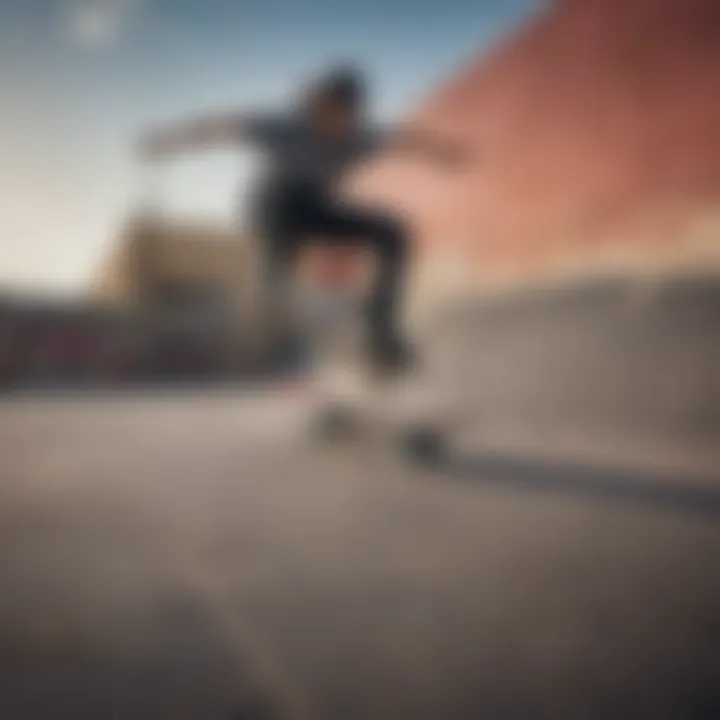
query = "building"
xmin=0 ymin=217 xmax=272 ymax=389
xmin=91 ymin=214 xmax=251 ymax=312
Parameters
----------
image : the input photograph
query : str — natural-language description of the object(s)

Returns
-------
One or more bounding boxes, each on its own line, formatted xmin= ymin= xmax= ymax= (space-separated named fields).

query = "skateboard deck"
xmin=312 ymin=403 xmax=449 ymax=465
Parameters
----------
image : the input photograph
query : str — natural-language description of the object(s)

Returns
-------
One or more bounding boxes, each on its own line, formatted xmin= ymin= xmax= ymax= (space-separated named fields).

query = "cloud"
xmin=64 ymin=0 xmax=143 ymax=49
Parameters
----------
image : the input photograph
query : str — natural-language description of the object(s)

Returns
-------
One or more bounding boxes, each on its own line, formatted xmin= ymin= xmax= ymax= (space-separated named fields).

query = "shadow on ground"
xmin=442 ymin=450 xmax=720 ymax=520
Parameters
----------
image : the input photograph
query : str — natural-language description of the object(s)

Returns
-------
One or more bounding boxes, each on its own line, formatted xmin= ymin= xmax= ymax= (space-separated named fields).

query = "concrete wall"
xmin=426 ymin=272 xmax=720 ymax=447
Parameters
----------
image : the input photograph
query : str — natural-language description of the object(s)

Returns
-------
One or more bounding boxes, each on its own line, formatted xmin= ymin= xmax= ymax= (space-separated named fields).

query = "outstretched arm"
xmin=387 ymin=124 xmax=476 ymax=168
xmin=137 ymin=111 xmax=247 ymax=160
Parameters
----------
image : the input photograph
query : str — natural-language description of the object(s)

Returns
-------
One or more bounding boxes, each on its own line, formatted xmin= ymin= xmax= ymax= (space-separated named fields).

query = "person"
xmin=138 ymin=64 xmax=469 ymax=372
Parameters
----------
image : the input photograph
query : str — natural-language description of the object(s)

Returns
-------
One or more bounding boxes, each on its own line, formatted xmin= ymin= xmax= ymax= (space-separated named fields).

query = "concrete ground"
xmin=1 ymin=389 xmax=719 ymax=720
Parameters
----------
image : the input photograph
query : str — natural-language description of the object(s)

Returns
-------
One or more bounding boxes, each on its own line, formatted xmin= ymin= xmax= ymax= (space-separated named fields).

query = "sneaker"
xmin=369 ymin=334 xmax=417 ymax=376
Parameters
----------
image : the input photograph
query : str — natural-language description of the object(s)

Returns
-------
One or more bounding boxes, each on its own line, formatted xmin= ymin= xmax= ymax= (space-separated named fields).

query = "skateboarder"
xmin=138 ymin=64 xmax=469 ymax=371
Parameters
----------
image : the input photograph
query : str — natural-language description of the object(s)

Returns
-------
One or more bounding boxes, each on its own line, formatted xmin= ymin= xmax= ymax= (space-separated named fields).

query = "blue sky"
xmin=0 ymin=0 xmax=540 ymax=291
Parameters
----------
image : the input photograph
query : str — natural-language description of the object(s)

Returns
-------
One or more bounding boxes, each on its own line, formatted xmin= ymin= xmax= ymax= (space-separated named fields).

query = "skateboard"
xmin=294 ymin=247 xmax=467 ymax=465
xmin=310 ymin=397 xmax=451 ymax=466
xmin=305 ymin=324 xmax=467 ymax=466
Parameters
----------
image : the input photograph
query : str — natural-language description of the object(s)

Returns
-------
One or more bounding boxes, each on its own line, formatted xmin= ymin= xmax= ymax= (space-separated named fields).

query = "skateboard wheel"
xmin=401 ymin=427 xmax=447 ymax=465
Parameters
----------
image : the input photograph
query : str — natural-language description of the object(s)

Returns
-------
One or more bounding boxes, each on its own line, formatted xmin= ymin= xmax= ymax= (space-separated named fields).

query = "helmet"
xmin=321 ymin=65 xmax=366 ymax=107
xmin=303 ymin=64 xmax=367 ymax=112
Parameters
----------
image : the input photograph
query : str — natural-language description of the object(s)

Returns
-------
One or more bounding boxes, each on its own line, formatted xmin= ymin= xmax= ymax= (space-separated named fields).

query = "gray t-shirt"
xmin=244 ymin=113 xmax=389 ymax=195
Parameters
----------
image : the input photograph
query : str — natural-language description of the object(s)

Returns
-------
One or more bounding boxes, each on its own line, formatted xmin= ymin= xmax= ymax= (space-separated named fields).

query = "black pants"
xmin=253 ymin=184 xmax=409 ymax=346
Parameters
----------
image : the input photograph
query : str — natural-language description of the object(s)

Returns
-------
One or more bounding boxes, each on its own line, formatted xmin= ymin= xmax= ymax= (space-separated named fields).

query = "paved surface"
xmin=1 ymin=390 xmax=719 ymax=719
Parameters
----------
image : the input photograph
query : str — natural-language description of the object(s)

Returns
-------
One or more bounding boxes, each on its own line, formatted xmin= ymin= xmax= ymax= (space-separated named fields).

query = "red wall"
xmin=350 ymin=0 xmax=720 ymax=285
